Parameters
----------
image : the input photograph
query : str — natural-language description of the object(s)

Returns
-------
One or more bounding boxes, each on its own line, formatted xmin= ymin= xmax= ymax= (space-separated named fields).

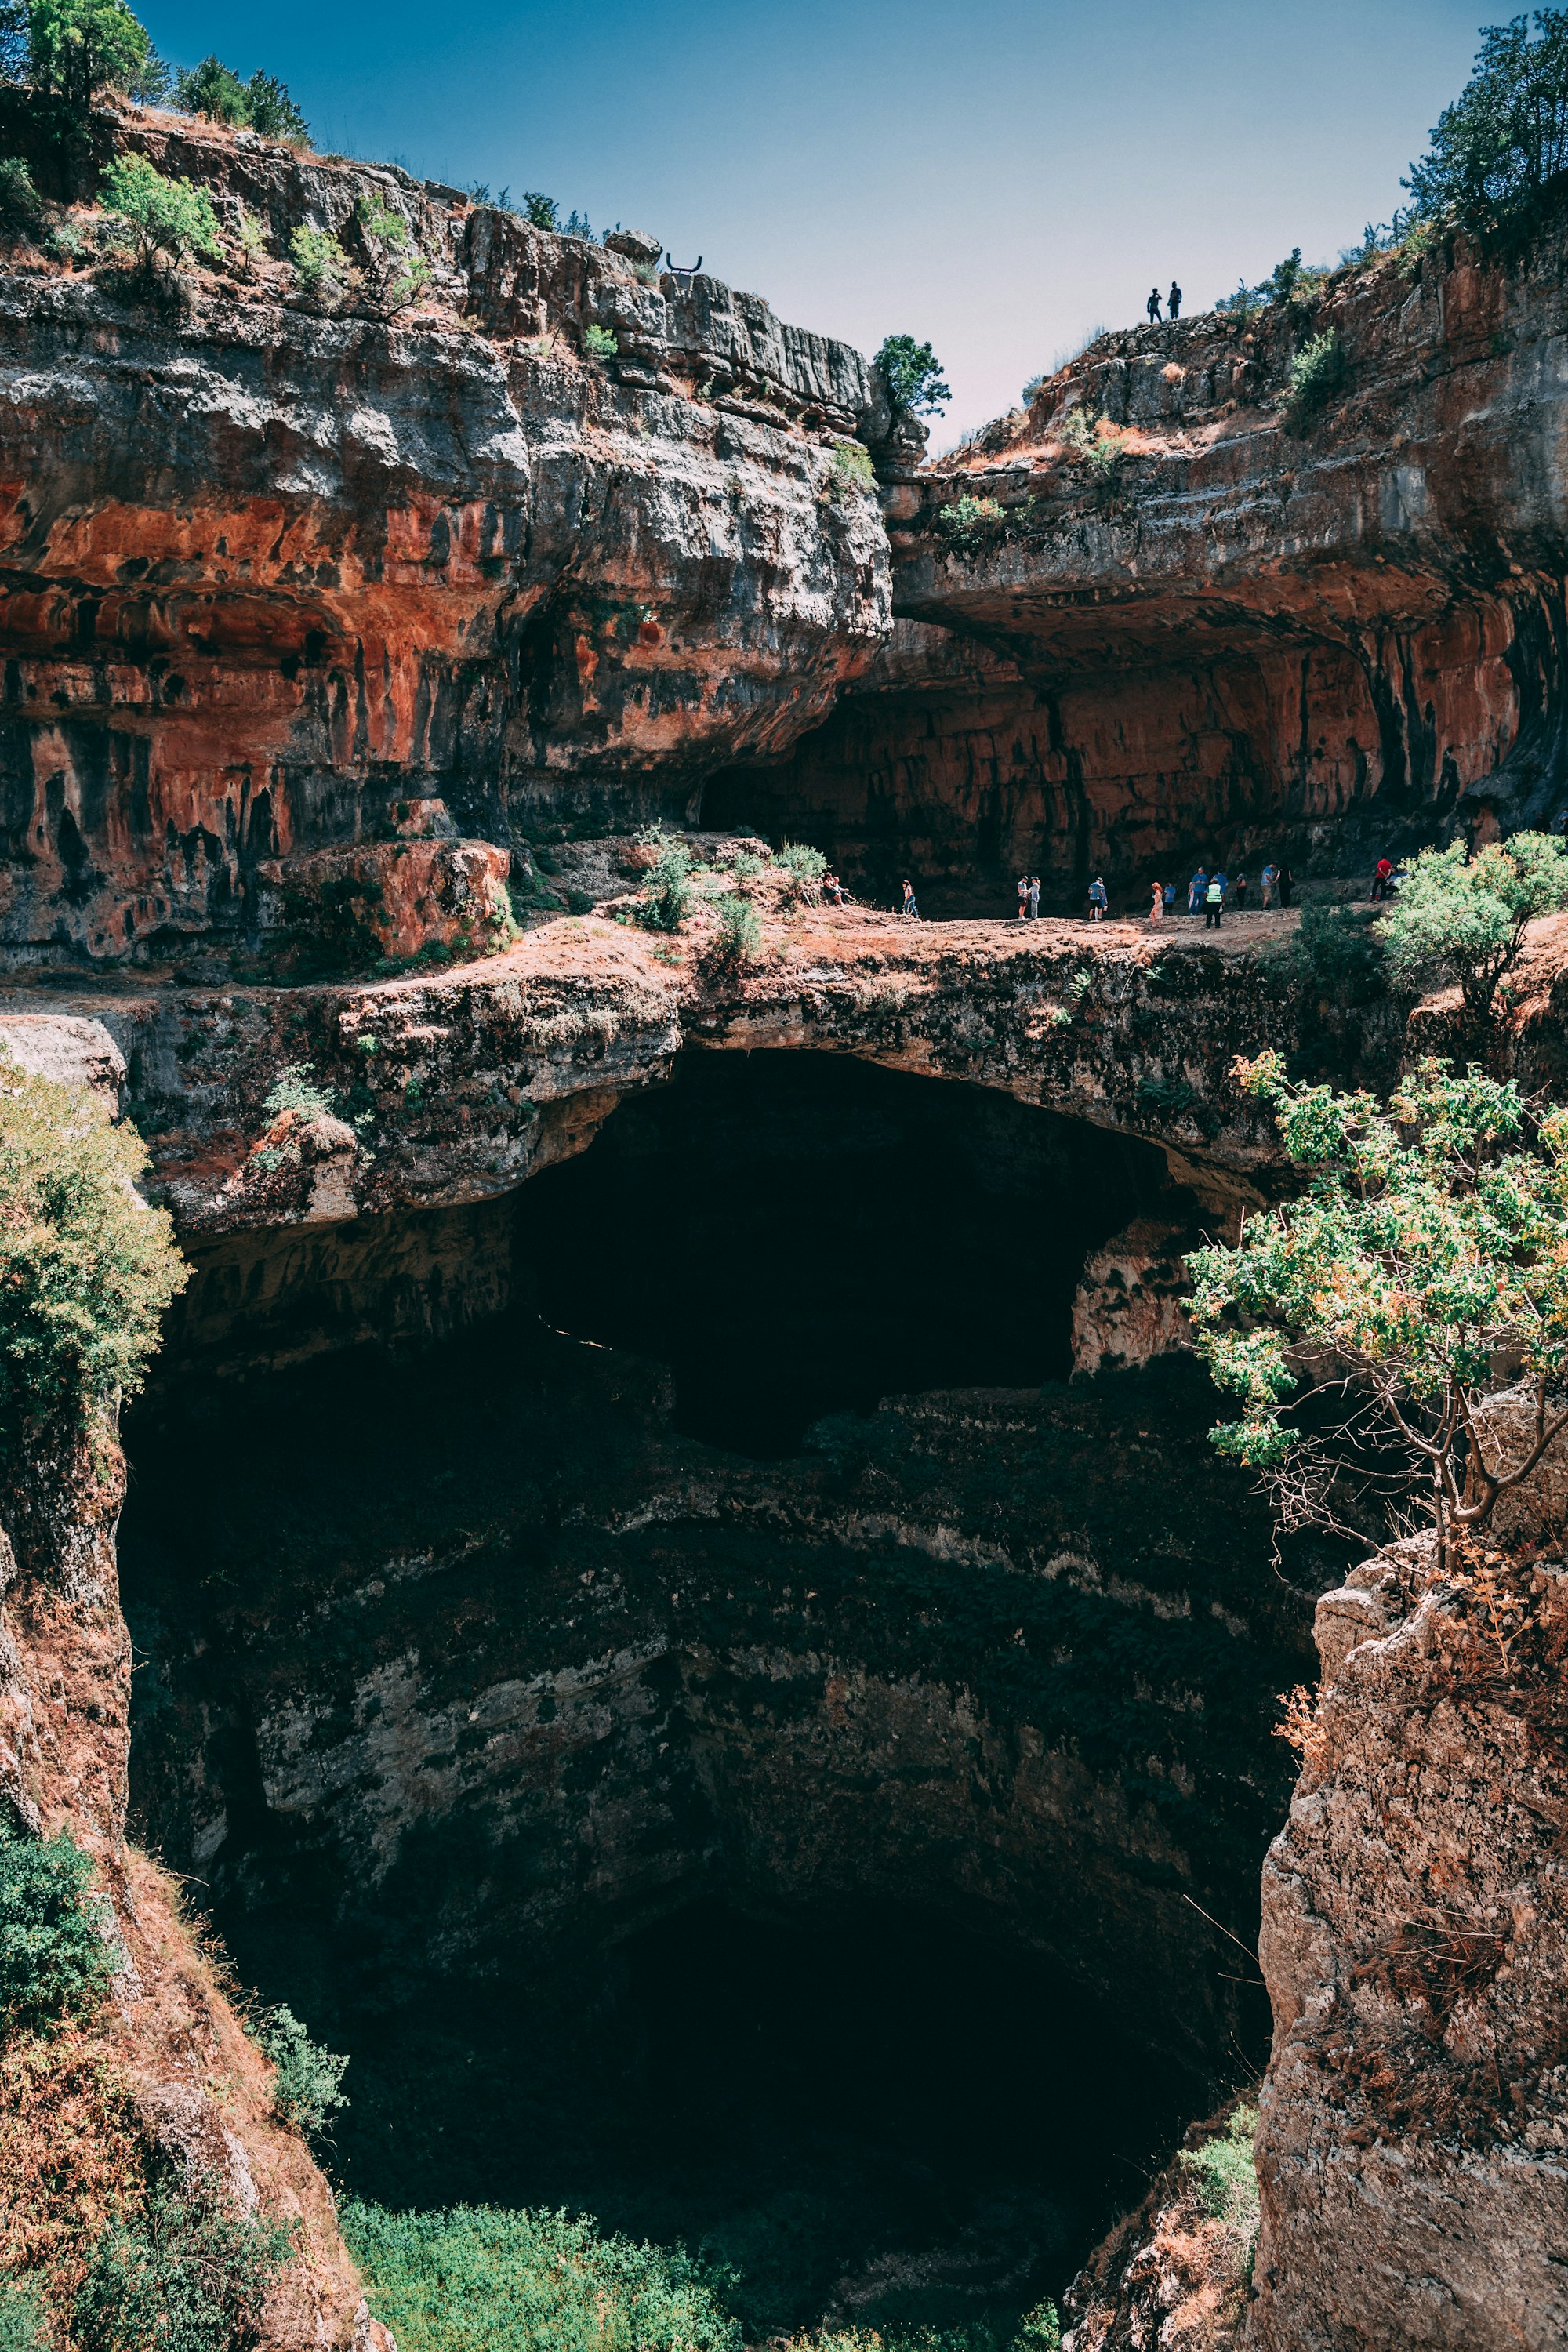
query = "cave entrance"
xmin=517 ymin=1049 xmax=1180 ymax=1455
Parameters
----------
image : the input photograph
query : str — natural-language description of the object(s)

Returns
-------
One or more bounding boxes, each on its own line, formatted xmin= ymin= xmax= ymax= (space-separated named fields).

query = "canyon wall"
xmin=710 ymin=228 xmax=1568 ymax=912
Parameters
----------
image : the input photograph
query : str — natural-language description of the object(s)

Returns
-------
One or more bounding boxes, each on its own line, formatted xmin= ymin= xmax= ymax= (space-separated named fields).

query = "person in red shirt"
xmin=1370 ymin=856 xmax=1394 ymax=902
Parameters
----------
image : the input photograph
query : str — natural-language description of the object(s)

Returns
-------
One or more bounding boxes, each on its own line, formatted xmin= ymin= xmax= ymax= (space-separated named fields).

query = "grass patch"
xmin=342 ymin=2203 xmax=740 ymax=2352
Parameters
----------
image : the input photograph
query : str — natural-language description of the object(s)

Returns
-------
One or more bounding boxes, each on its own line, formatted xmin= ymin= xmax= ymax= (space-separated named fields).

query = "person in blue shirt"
xmin=1188 ymin=868 xmax=1207 ymax=914
xmin=1087 ymin=877 xmax=1108 ymax=921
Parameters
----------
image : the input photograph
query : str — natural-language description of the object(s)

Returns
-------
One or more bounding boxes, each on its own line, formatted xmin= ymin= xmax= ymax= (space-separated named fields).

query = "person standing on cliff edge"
xmin=1168 ymin=281 xmax=1181 ymax=320
xmin=1146 ymin=287 xmax=1163 ymax=324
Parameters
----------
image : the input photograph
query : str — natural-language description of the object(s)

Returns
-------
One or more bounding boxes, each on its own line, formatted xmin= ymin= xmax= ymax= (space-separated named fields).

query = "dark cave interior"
xmin=119 ymin=1051 xmax=1266 ymax=2338
xmin=517 ymin=1049 xmax=1183 ymax=1455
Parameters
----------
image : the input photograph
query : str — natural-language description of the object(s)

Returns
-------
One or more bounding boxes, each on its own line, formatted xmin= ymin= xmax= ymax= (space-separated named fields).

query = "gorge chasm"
xmin=3 ymin=93 xmax=1568 ymax=2352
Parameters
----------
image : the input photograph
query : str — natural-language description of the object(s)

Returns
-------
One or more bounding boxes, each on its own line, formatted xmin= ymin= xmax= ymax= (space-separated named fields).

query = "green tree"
xmin=100 ymin=151 xmax=222 ymax=270
xmin=0 ymin=1051 xmax=187 ymax=1451
xmin=520 ymin=191 xmax=558 ymax=229
xmin=873 ymin=333 xmax=951 ymax=416
xmin=1381 ymin=831 xmax=1568 ymax=1015
xmin=240 ymin=70 xmax=307 ymax=142
xmin=1188 ymin=1053 xmax=1568 ymax=1566
xmin=27 ymin=0 xmax=148 ymax=108
xmin=1406 ymin=10 xmax=1568 ymax=234
xmin=172 ymin=52 xmax=245 ymax=122
xmin=0 ymin=1817 xmax=117 ymax=2035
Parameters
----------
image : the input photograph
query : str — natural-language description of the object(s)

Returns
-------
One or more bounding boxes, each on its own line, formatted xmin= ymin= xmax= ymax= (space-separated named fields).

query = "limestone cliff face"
xmin=710 ymin=226 xmax=1568 ymax=911
xmin=0 ymin=103 xmax=887 ymax=962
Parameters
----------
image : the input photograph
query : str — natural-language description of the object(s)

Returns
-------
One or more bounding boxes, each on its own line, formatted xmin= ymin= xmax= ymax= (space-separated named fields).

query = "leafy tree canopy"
xmin=1380 ymin=830 xmax=1568 ymax=1013
xmin=26 ymin=0 xmax=147 ymax=108
xmin=1189 ymin=1054 xmax=1568 ymax=1563
xmin=1406 ymin=9 xmax=1568 ymax=232
xmin=873 ymin=333 xmax=951 ymax=416
xmin=100 ymin=151 xmax=221 ymax=266
xmin=173 ymin=53 xmax=308 ymax=141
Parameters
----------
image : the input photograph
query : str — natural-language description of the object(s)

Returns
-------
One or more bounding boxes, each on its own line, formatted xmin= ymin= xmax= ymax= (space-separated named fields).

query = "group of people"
xmin=1085 ymin=862 xmax=1298 ymax=927
xmin=1146 ymin=281 xmax=1182 ymax=323
xmin=1016 ymin=873 xmax=1044 ymax=919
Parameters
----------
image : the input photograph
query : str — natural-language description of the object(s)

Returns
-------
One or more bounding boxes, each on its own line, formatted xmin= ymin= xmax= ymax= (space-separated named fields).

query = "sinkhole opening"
xmin=518 ymin=1050 xmax=1178 ymax=1456
xmin=230 ymin=1897 xmax=1195 ymax=2341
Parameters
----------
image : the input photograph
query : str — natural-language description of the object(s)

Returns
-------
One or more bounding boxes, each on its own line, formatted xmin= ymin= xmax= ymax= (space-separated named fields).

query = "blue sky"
xmin=144 ymin=0 xmax=1484 ymax=445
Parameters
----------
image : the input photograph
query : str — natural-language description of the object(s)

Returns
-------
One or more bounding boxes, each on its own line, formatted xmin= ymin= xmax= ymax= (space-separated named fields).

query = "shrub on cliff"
xmin=637 ymin=834 xmax=694 ymax=931
xmin=936 ymin=494 xmax=1004 ymax=549
xmin=1281 ymin=330 xmax=1344 ymax=431
xmin=707 ymin=891 xmax=762 ymax=972
xmin=256 ymin=2002 xmax=349 ymax=2137
xmin=289 ymin=223 xmax=354 ymax=303
xmin=583 ymin=321 xmax=617 ymax=358
xmin=1178 ymin=2103 xmax=1260 ymax=2238
xmin=100 ymin=153 xmax=221 ymax=270
xmin=0 ymin=156 xmax=39 ymax=235
xmin=0 ymin=2280 xmax=46 ymax=2351
xmin=873 ymin=335 xmax=950 ymax=417
xmin=1380 ymin=832 xmax=1568 ymax=1015
xmin=0 ymin=1051 xmax=187 ymax=1454
xmin=75 ymin=2180 xmax=292 ymax=2352
xmin=342 ymin=2202 xmax=740 ymax=2352
xmin=1188 ymin=1054 xmax=1568 ymax=1566
xmin=0 ymin=1817 xmax=117 ymax=2036
xmin=356 ymin=191 xmax=430 ymax=312
xmin=1406 ymin=9 xmax=1568 ymax=237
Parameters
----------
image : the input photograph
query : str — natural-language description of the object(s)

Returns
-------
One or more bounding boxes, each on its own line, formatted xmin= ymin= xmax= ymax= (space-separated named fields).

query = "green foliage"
xmin=256 ymin=2003 xmax=349 ymax=2137
xmin=0 ymin=156 xmax=38 ymax=234
xmin=936 ymin=494 xmax=1004 ymax=548
xmin=873 ymin=334 xmax=950 ymax=416
xmin=1178 ymin=2106 xmax=1260 ymax=2237
xmin=583 ymin=321 xmax=617 ymax=358
xmin=75 ymin=2181 xmax=292 ymax=2352
xmin=1406 ymin=10 xmax=1568 ymax=234
xmin=1012 ymin=2305 xmax=1062 ymax=2352
xmin=172 ymin=55 xmax=308 ymax=140
xmin=1381 ymin=832 xmax=1568 ymax=1014
xmin=100 ymin=154 xmax=221 ymax=269
xmin=0 ymin=1052 xmax=187 ymax=1447
xmin=356 ymin=191 xmax=429 ymax=310
xmin=521 ymin=191 xmax=559 ymax=228
xmin=343 ymin=2202 xmax=740 ymax=2352
xmin=289 ymin=223 xmax=352 ymax=300
xmin=232 ymin=201 xmax=265 ymax=271
xmin=709 ymin=891 xmax=762 ymax=970
xmin=1189 ymin=1054 xmax=1568 ymax=1556
xmin=1276 ymin=900 xmax=1386 ymax=1001
xmin=831 ymin=438 xmax=875 ymax=491
xmin=1059 ymin=408 xmax=1132 ymax=499
xmin=637 ymin=835 xmax=694 ymax=931
xmin=1218 ymin=249 xmax=1327 ymax=320
xmin=776 ymin=840 xmax=827 ymax=891
xmin=261 ymin=1063 xmax=339 ymax=1123
xmin=1282 ymin=330 xmax=1344 ymax=430
xmin=0 ymin=1816 xmax=115 ymax=2038
xmin=27 ymin=0 xmax=148 ymax=108
xmin=0 ymin=2279 xmax=46 ymax=2351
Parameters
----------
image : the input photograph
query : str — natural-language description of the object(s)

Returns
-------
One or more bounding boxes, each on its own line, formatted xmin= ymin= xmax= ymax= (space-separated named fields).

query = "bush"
xmin=1276 ymin=900 xmax=1385 ymax=1002
xmin=873 ymin=334 xmax=950 ymax=416
xmin=1406 ymin=12 xmax=1568 ymax=236
xmin=1178 ymin=2104 xmax=1260 ymax=2235
xmin=75 ymin=2181 xmax=292 ymax=2352
xmin=708 ymin=891 xmax=762 ymax=970
xmin=28 ymin=0 xmax=149 ymax=110
xmin=936 ymin=494 xmax=1004 ymax=548
xmin=637 ymin=836 xmax=694 ymax=931
xmin=1060 ymin=408 xmax=1132 ymax=501
xmin=520 ymin=192 xmax=558 ymax=229
xmin=1381 ymin=831 xmax=1568 ymax=1014
xmin=0 ymin=2280 xmax=46 ymax=2352
xmin=831 ymin=438 xmax=874 ymax=492
xmin=261 ymin=1063 xmax=339 ymax=1124
xmin=342 ymin=2203 xmax=740 ymax=2352
xmin=583 ymin=322 xmax=617 ymax=358
xmin=0 ymin=158 xmax=40 ymax=236
xmin=0 ymin=1052 xmax=187 ymax=1449
xmin=1013 ymin=2306 xmax=1062 ymax=2352
xmin=239 ymin=71 xmax=307 ymax=143
xmin=356 ymin=191 xmax=429 ymax=312
xmin=0 ymin=1817 xmax=116 ymax=2036
xmin=289 ymin=224 xmax=352 ymax=301
xmin=776 ymin=840 xmax=827 ymax=895
xmin=256 ymin=2004 xmax=349 ymax=2137
xmin=1283 ymin=331 xmax=1344 ymax=430
xmin=1188 ymin=1054 xmax=1568 ymax=1563
xmin=100 ymin=153 xmax=221 ymax=270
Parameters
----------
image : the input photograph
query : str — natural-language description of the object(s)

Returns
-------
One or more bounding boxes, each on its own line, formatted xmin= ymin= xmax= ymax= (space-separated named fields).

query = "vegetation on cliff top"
xmin=1406 ymin=9 xmax=1568 ymax=236
xmin=1189 ymin=1054 xmax=1568 ymax=1566
xmin=1381 ymin=831 xmax=1568 ymax=1015
xmin=0 ymin=1817 xmax=116 ymax=2036
xmin=0 ymin=1051 xmax=187 ymax=1455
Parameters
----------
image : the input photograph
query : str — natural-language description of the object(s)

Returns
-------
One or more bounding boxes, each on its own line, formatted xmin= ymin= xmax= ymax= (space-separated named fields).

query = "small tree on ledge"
xmin=1187 ymin=1052 xmax=1568 ymax=1569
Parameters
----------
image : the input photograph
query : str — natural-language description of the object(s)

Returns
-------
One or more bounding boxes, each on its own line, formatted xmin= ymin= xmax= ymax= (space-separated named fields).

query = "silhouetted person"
xmin=1168 ymin=281 xmax=1182 ymax=320
xmin=1204 ymin=875 xmax=1224 ymax=929
xmin=1279 ymin=864 xmax=1294 ymax=907
xmin=1146 ymin=287 xmax=1163 ymax=324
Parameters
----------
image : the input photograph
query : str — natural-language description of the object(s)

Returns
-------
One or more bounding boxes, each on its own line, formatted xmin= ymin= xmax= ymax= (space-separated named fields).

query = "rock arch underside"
xmin=3 ymin=93 xmax=1568 ymax=2352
